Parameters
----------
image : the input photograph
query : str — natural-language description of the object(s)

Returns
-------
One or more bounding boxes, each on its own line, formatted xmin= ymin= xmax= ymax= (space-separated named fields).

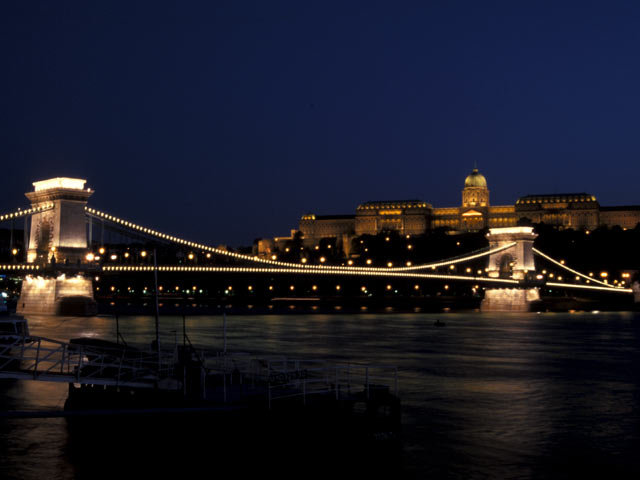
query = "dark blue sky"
xmin=2 ymin=1 xmax=640 ymax=246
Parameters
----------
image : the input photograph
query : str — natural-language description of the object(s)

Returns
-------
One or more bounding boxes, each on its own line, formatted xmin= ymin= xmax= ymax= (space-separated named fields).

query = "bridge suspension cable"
xmin=532 ymin=248 xmax=623 ymax=289
xmin=397 ymin=242 xmax=516 ymax=271
xmin=544 ymin=281 xmax=632 ymax=293
xmin=0 ymin=203 xmax=54 ymax=223
xmin=84 ymin=207 xmax=511 ymax=273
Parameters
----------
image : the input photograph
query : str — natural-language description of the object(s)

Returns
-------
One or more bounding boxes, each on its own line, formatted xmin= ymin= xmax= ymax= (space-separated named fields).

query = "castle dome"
xmin=464 ymin=168 xmax=487 ymax=188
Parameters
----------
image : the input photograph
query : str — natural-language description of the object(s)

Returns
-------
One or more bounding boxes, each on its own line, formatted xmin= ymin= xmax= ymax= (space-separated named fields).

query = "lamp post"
xmin=153 ymin=248 xmax=160 ymax=374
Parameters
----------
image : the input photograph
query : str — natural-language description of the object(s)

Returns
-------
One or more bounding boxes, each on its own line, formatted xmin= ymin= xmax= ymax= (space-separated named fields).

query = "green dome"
xmin=464 ymin=168 xmax=487 ymax=188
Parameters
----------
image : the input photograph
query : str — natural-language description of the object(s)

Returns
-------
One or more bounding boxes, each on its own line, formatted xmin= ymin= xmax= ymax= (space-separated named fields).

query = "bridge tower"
xmin=17 ymin=178 xmax=97 ymax=315
xmin=481 ymin=226 xmax=540 ymax=312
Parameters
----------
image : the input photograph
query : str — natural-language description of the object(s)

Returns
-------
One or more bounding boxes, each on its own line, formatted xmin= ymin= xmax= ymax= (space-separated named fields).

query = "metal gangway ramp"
xmin=0 ymin=335 xmax=176 ymax=388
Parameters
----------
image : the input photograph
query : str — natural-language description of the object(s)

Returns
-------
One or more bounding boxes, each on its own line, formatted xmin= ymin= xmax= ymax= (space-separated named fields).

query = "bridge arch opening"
xmin=498 ymin=254 xmax=515 ymax=279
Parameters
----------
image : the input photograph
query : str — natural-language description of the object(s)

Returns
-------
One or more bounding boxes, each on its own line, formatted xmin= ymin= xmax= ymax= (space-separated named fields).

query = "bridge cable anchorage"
xmin=532 ymin=248 xmax=626 ymax=290
xmin=0 ymin=203 xmax=55 ymax=223
xmin=100 ymin=264 xmax=520 ymax=285
xmin=84 ymin=207 xmax=514 ymax=273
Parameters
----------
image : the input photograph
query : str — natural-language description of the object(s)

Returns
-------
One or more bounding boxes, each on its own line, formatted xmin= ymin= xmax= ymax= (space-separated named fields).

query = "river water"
xmin=1 ymin=312 xmax=640 ymax=479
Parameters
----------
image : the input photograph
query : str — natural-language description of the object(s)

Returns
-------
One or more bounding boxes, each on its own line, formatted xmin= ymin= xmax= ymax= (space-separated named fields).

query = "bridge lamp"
xmin=248 ymin=286 xmax=253 ymax=291
xmin=271 ymin=254 xmax=277 ymax=260
xmin=407 ymin=244 xmax=413 ymax=250
xmin=387 ymin=262 xmax=393 ymax=268
xmin=188 ymin=253 xmax=195 ymax=260
xmin=99 ymin=247 xmax=105 ymax=255
xmin=336 ymin=285 xmax=341 ymax=291
xmin=301 ymin=258 xmax=307 ymax=264
xmin=290 ymin=285 xmax=295 ymax=291
xmin=386 ymin=284 xmax=392 ymax=290
xmin=477 ymin=270 xmax=482 ymax=275
xmin=414 ymin=285 xmax=420 ymax=290
xmin=385 ymin=237 xmax=390 ymax=242
xmin=347 ymin=260 xmax=354 ymax=266
xmin=320 ymin=257 xmax=326 ymax=263
xmin=124 ymin=252 xmax=130 ymax=258
xmin=85 ymin=253 xmax=95 ymax=261
xmin=600 ymin=272 xmax=608 ymax=278
xmin=140 ymin=251 xmax=147 ymax=258
xmin=444 ymin=285 xmax=449 ymax=290
xmin=11 ymin=248 xmax=18 ymax=255
xmin=110 ymin=254 xmax=117 ymax=261
xmin=558 ymin=276 xmax=563 ymax=281
xmin=361 ymin=286 xmax=367 ymax=292
xmin=449 ymin=265 xmax=455 ymax=270
xmin=366 ymin=259 xmax=372 ymax=265
xmin=575 ymin=276 xmax=580 ymax=281
xmin=312 ymin=285 xmax=317 ymax=291
xmin=206 ymin=253 xmax=211 ymax=259
xmin=406 ymin=261 xmax=412 ymax=267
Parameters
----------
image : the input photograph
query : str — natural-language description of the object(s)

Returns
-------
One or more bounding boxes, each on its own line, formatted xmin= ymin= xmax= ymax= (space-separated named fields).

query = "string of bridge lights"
xmin=84 ymin=206 xmax=515 ymax=272
xmin=100 ymin=264 xmax=521 ymax=285
xmin=0 ymin=203 xmax=55 ymax=223
xmin=532 ymin=248 xmax=617 ymax=289
xmin=545 ymin=281 xmax=632 ymax=293
xmin=0 ymin=264 xmax=41 ymax=271
xmin=0 ymin=205 xmax=629 ymax=294
xmin=99 ymin=265 xmax=632 ymax=293
xmin=83 ymin=207 xmax=632 ymax=293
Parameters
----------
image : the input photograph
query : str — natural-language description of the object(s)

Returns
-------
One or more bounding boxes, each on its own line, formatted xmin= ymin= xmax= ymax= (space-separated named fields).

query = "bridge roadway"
xmin=0 ymin=262 xmax=632 ymax=294
xmin=0 ymin=203 xmax=633 ymax=294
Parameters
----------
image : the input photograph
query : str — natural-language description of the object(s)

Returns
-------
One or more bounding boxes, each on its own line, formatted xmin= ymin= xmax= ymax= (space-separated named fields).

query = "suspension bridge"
xmin=0 ymin=177 xmax=636 ymax=314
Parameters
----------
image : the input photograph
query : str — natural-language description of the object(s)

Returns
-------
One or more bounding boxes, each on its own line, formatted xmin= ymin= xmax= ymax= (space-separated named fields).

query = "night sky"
xmin=2 ymin=1 xmax=640 ymax=246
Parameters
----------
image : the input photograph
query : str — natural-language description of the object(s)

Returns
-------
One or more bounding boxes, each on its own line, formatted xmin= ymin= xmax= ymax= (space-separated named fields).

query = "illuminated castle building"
xmin=259 ymin=168 xmax=640 ymax=255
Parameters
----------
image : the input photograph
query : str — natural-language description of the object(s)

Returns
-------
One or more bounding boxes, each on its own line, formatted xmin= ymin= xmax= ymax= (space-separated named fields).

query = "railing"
xmin=239 ymin=356 xmax=398 ymax=408
xmin=199 ymin=352 xmax=398 ymax=408
xmin=0 ymin=335 xmax=177 ymax=387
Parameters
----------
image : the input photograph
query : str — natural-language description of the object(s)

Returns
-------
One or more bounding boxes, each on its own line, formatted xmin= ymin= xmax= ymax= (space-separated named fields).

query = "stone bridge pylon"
xmin=481 ymin=226 xmax=540 ymax=312
xmin=17 ymin=178 xmax=97 ymax=316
